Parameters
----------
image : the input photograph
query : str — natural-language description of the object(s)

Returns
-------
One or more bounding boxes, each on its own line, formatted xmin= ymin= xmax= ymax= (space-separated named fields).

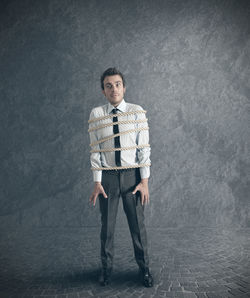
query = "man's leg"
xmin=120 ymin=169 xmax=149 ymax=271
xmin=99 ymin=171 xmax=120 ymax=274
xmin=120 ymin=168 xmax=153 ymax=287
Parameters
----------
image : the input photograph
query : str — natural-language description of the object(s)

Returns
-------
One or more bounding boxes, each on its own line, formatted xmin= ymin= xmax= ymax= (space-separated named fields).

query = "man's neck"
xmin=112 ymin=98 xmax=123 ymax=108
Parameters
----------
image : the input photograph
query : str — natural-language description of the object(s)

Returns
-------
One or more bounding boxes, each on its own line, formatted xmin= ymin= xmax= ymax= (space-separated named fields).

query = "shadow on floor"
xmin=29 ymin=267 xmax=142 ymax=288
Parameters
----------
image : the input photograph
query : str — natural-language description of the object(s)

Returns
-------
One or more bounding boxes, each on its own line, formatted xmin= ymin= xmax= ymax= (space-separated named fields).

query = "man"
xmin=88 ymin=67 xmax=153 ymax=287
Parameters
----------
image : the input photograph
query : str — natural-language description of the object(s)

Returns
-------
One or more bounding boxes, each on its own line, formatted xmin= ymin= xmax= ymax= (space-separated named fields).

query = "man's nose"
xmin=111 ymin=85 xmax=118 ymax=91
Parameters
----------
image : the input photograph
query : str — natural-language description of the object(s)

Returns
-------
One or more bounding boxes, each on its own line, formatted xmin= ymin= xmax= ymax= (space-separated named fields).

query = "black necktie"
xmin=112 ymin=108 xmax=121 ymax=166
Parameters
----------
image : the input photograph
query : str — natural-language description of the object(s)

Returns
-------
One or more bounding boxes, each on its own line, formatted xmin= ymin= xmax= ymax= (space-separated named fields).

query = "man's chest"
xmin=94 ymin=113 xmax=140 ymax=140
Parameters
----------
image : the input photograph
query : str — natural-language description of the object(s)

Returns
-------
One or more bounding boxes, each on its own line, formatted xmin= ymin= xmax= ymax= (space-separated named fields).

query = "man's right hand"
xmin=89 ymin=182 xmax=108 ymax=206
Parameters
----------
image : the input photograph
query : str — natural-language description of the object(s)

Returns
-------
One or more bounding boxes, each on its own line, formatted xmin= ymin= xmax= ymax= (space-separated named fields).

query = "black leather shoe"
xmin=140 ymin=267 xmax=154 ymax=287
xmin=99 ymin=268 xmax=112 ymax=286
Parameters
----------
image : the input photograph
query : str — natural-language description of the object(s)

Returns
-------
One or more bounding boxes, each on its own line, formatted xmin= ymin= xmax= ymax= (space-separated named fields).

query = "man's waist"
xmin=91 ymin=163 xmax=151 ymax=172
xmin=103 ymin=167 xmax=138 ymax=175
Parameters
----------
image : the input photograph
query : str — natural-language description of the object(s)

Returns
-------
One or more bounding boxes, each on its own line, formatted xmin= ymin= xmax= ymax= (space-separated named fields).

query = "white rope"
xmin=88 ymin=110 xmax=147 ymax=123
xmin=91 ymin=163 xmax=151 ymax=171
xmin=90 ymin=144 xmax=150 ymax=153
xmin=90 ymin=127 xmax=149 ymax=147
xmin=88 ymin=119 xmax=148 ymax=132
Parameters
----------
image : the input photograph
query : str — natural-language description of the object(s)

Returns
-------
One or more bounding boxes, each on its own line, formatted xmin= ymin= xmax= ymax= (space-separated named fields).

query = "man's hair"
xmin=100 ymin=67 xmax=126 ymax=90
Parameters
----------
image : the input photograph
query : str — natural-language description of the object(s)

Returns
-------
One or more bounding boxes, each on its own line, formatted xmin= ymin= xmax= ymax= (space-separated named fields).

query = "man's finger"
xmin=132 ymin=187 xmax=138 ymax=195
xmin=90 ymin=193 xmax=97 ymax=206
xmin=93 ymin=193 xmax=99 ymax=206
xmin=102 ymin=190 xmax=108 ymax=198
xmin=89 ymin=194 xmax=94 ymax=203
xmin=141 ymin=192 xmax=145 ymax=205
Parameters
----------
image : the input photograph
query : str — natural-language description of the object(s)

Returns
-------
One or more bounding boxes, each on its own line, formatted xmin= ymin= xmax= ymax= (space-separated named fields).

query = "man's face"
xmin=102 ymin=75 xmax=126 ymax=107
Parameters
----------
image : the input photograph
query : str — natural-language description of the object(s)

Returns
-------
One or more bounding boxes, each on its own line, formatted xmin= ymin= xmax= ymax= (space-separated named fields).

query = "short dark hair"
xmin=100 ymin=67 xmax=126 ymax=90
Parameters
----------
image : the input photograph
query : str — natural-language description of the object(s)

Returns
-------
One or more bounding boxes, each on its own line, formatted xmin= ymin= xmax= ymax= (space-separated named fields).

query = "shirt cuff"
xmin=93 ymin=170 xmax=102 ymax=182
xmin=140 ymin=166 xmax=150 ymax=179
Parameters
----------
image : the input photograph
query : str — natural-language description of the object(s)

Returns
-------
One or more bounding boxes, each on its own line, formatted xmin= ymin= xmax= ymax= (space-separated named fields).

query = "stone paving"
xmin=0 ymin=227 xmax=250 ymax=298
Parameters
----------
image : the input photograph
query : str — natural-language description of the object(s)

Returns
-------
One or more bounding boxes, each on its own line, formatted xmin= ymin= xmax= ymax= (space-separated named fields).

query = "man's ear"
xmin=102 ymin=89 xmax=106 ymax=96
xmin=124 ymin=87 xmax=126 ymax=93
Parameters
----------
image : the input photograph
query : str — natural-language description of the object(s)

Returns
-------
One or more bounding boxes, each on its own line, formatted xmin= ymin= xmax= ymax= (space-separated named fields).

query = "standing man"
xmin=88 ymin=67 xmax=153 ymax=287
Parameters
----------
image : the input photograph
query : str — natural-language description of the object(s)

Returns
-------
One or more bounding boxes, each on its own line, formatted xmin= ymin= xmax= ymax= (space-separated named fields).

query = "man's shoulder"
xmin=125 ymin=102 xmax=144 ymax=112
xmin=89 ymin=104 xmax=108 ymax=118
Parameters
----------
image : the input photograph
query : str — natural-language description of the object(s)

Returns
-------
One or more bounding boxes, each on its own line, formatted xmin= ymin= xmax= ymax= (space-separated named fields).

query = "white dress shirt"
xmin=88 ymin=99 xmax=151 ymax=182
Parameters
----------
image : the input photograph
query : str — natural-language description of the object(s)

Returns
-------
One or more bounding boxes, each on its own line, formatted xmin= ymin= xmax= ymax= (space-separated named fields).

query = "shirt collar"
xmin=108 ymin=98 xmax=126 ymax=114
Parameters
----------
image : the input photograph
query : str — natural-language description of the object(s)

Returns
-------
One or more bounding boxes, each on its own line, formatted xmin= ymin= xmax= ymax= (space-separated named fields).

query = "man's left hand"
xmin=132 ymin=178 xmax=149 ymax=206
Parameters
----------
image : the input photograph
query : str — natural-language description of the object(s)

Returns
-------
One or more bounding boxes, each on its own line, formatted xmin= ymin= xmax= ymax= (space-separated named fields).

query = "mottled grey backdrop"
xmin=0 ymin=0 xmax=249 ymax=230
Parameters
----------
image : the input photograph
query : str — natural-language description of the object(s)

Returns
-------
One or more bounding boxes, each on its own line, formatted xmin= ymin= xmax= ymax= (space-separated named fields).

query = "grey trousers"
xmin=98 ymin=168 xmax=149 ymax=271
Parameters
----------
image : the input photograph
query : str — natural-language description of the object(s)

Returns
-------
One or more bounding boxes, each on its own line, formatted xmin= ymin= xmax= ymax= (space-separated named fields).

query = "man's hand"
xmin=89 ymin=182 xmax=108 ymax=206
xmin=132 ymin=178 xmax=149 ymax=206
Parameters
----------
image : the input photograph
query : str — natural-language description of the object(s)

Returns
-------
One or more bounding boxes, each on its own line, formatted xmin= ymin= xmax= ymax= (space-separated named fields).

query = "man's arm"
xmin=89 ymin=109 xmax=102 ymax=182
xmin=88 ymin=109 xmax=107 ymax=206
xmin=132 ymin=107 xmax=151 ymax=205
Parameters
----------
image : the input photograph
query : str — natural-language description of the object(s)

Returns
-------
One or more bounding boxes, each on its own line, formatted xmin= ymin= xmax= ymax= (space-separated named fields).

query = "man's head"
xmin=101 ymin=67 xmax=126 ymax=107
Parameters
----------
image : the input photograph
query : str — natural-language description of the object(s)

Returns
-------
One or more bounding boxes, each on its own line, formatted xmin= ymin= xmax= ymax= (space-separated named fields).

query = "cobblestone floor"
xmin=0 ymin=227 xmax=250 ymax=298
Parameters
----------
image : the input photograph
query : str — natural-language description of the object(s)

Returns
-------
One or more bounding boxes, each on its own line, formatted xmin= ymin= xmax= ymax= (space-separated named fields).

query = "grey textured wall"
xmin=0 ymin=0 xmax=249 ymax=229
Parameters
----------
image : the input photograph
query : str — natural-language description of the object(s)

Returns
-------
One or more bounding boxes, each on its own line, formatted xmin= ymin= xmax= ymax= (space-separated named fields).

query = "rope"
xmin=88 ymin=119 xmax=148 ymax=132
xmin=90 ymin=144 xmax=150 ymax=153
xmin=91 ymin=163 xmax=151 ymax=171
xmin=90 ymin=127 xmax=149 ymax=147
xmin=88 ymin=110 xmax=147 ymax=123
